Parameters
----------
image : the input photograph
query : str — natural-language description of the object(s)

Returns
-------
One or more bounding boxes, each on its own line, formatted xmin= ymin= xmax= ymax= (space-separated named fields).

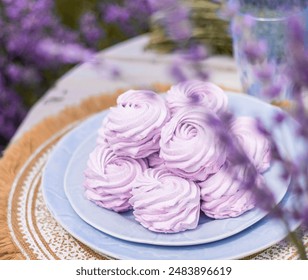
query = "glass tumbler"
xmin=231 ymin=0 xmax=308 ymax=103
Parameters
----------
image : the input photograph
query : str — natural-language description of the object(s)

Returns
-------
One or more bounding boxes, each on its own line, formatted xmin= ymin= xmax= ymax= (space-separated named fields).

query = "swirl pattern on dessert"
xmin=166 ymin=80 xmax=228 ymax=116
xmin=199 ymin=161 xmax=263 ymax=218
xmin=129 ymin=169 xmax=200 ymax=233
xmin=147 ymin=152 xmax=165 ymax=169
xmin=230 ymin=116 xmax=271 ymax=173
xmin=101 ymin=90 xmax=170 ymax=158
xmin=159 ymin=108 xmax=227 ymax=181
xmin=84 ymin=144 xmax=148 ymax=212
xmin=96 ymin=126 xmax=108 ymax=146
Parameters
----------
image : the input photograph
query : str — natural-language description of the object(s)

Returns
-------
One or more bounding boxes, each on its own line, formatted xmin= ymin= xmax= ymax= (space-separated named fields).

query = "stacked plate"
xmin=42 ymin=93 xmax=301 ymax=259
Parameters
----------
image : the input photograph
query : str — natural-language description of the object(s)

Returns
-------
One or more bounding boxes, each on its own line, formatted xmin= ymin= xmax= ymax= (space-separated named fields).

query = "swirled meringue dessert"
xmin=166 ymin=80 xmax=228 ymax=116
xmin=159 ymin=108 xmax=227 ymax=181
xmin=84 ymin=144 xmax=148 ymax=212
xmin=96 ymin=126 xmax=108 ymax=146
xmin=199 ymin=161 xmax=262 ymax=218
xmin=129 ymin=168 xmax=200 ymax=233
xmin=230 ymin=116 xmax=271 ymax=173
xmin=101 ymin=89 xmax=170 ymax=158
xmin=83 ymin=80 xmax=272 ymax=233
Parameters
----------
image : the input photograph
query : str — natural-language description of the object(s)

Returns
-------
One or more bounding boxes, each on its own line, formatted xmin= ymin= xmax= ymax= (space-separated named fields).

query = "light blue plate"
xmin=42 ymin=93 xmax=301 ymax=259
xmin=63 ymin=113 xmax=290 ymax=246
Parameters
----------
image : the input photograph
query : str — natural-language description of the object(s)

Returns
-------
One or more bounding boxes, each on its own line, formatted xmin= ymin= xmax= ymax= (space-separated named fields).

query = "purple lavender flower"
xmin=273 ymin=111 xmax=287 ymax=124
xmin=181 ymin=44 xmax=208 ymax=62
xmin=99 ymin=0 xmax=151 ymax=37
xmin=254 ymin=63 xmax=276 ymax=82
xmin=170 ymin=60 xmax=187 ymax=82
xmin=170 ymin=46 xmax=209 ymax=82
xmin=79 ymin=12 xmax=104 ymax=46
xmin=37 ymin=39 xmax=94 ymax=64
xmin=0 ymin=0 xmax=101 ymax=152
xmin=103 ymin=4 xmax=131 ymax=24
xmin=287 ymin=16 xmax=308 ymax=87
xmin=126 ymin=0 xmax=153 ymax=15
xmin=262 ymin=84 xmax=282 ymax=99
xmin=243 ymin=40 xmax=267 ymax=63
xmin=204 ymin=111 xmax=278 ymax=215
xmin=164 ymin=6 xmax=192 ymax=41
xmin=5 ymin=64 xmax=23 ymax=82
xmin=0 ymin=0 xmax=153 ymax=152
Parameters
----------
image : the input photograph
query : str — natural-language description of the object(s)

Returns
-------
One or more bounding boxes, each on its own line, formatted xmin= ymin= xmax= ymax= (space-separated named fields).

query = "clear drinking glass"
xmin=231 ymin=0 xmax=308 ymax=103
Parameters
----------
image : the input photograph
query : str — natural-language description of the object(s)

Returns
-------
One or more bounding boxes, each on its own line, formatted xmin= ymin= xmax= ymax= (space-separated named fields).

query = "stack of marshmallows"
xmin=83 ymin=80 xmax=271 ymax=233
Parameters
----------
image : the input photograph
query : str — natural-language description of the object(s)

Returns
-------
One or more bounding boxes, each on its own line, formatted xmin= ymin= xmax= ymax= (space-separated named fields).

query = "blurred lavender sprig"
xmin=101 ymin=0 xmax=152 ymax=38
xmin=134 ymin=4 xmax=308 ymax=253
xmin=156 ymin=0 xmax=308 ymax=258
xmin=0 ymin=0 xmax=95 ymax=153
xmin=149 ymin=0 xmax=209 ymax=82
xmin=220 ymin=0 xmax=308 ymax=258
xmin=0 ymin=0 xmax=151 ymax=153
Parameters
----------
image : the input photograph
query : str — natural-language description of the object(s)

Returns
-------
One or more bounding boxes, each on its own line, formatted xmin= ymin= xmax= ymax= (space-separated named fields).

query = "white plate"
xmin=63 ymin=97 xmax=290 ymax=246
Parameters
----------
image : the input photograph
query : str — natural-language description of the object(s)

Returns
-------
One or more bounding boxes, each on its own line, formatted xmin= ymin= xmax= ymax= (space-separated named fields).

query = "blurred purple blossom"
xmin=287 ymin=16 xmax=308 ymax=88
xmin=164 ymin=5 xmax=192 ymax=41
xmin=205 ymin=111 xmax=278 ymax=215
xmin=103 ymin=4 xmax=130 ymax=24
xmin=170 ymin=47 xmax=209 ymax=83
xmin=0 ymin=0 xmax=94 ymax=152
xmin=101 ymin=0 xmax=152 ymax=36
xmin=126 ymin=0 xmax=154 ymax=15
xmin=273 ymin=111 xmax=287 ymax=124
xmin=37 ymin=39 xmax=94 ymax=64
xmin=254 ymin=63 xmax=276 ymax=82
xmin=5 ymin=64 xmax=23 ymax=83
xmin=170 ymin=60 xmax=187 ymax=82
xmin=243 ymin=40 xmax=267 ymax=63
xmin=79 ymin=12 xmax=105 ymax=46
xmin=262 ymin=84 xmax=282 ymax=98
xmin=0 ymin=0 xmax=151 ymax=152
xmin=149 ymin=0 xmax=209 ymax=82
xmin=151 ymin=0 xmax=192 ymax=42
xmin=182 ymin=44 xmax=208 ymax=62
xmin=226 ymin=1 xmax=308 ymax=258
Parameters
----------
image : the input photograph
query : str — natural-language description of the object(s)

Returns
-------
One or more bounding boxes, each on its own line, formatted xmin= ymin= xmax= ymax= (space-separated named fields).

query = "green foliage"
xmin=55 ymin=0 xmax=98 ymax=29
